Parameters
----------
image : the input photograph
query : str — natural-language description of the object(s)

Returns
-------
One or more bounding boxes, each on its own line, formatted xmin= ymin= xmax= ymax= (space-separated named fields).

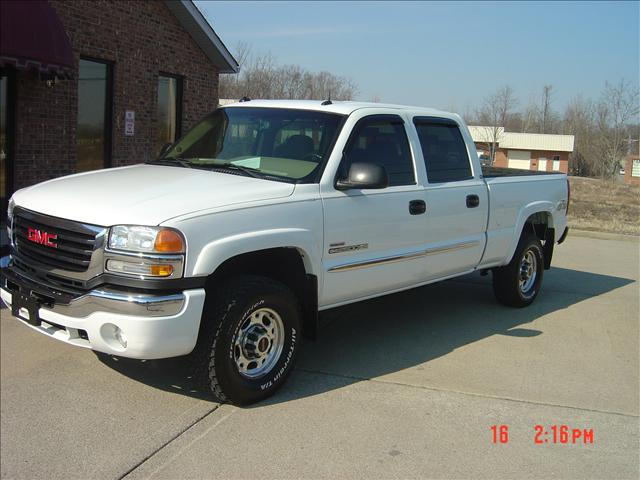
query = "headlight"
xmin=108 ymin=225 xmax=185 ymax=253
xmin=106 ymin=225 xmax=185 ymax=279
xmin=7 ymin=196 xmax=15 ymax=219
xmin=7 ymin=197 xmax=15 ymax=247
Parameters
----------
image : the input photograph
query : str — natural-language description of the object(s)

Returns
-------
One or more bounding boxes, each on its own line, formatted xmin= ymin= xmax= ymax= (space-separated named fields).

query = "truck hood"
xmin=12 ymin=164 xmax=296 ymax=226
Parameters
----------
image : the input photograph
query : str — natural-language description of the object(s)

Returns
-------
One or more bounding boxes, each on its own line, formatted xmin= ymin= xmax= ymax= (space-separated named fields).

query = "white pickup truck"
xmin=1 ymin=100 xmax=569 ymax=405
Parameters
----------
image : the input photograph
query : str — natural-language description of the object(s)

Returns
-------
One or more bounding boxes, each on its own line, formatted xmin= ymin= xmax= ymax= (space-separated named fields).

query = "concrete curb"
xmin=569 ymin=228 xmax=640 ymax=242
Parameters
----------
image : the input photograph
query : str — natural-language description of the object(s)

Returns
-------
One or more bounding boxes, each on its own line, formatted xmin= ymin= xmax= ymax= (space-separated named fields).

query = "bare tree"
xmin=562 ymin=96 xmax=598 ymax=176
xmin=461 ymin=103 xmax=475 ymax=124
xmin=521 ymin=94 xmax=540 ymax=133
xmin=466 ymin=79 xmax=637 ymax=178
xmin=540 ymin=85 xmax=554 ymax=133
xmin=595 ymin=79 xmax=640 ymax=178
xmin=219 ymin=44 xmax=358 ymax=102
xmin=476 ymin=85 xmax=517 ymax=164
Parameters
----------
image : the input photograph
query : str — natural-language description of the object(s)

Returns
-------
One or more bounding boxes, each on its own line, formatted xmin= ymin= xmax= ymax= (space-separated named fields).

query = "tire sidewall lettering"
xmin=223 ymin=296 xmax=298 ymax=393
xmin=260 ymin=327 xmax=296 ymax=390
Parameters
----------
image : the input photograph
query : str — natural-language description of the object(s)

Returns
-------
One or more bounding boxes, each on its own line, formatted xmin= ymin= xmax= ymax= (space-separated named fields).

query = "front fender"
xmin=191 ymin=228 xmax=322 ymax=279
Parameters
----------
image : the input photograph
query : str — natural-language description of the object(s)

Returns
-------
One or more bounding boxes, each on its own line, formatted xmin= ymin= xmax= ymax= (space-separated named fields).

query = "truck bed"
xmin=481 ymin=166 xmax=561 ymax=178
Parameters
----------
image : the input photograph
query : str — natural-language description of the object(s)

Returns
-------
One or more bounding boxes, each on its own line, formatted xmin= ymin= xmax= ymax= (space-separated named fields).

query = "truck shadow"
xmin=94 ymin=267 xmax=634 ymax=404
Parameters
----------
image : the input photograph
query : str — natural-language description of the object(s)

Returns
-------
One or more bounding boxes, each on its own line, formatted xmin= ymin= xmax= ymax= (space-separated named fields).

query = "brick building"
xmin=623 ymin=155 xmax=640 ymax=185
xmin=0 ymin=0 xmax=237 ymax=231
xmin=469 ymin=126 xmax=574 ymax=174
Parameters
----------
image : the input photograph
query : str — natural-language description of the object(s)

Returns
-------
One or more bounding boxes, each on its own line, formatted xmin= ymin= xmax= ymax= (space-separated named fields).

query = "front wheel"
xmin=493 ymin=233 xmax=544 ymax=307
xmin=191 ymin=275 xmax=301 ymax=405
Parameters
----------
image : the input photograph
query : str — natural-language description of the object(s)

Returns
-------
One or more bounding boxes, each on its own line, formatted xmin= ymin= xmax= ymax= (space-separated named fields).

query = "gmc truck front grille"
xmin=13 ymin=211 xmax=102 ymax=273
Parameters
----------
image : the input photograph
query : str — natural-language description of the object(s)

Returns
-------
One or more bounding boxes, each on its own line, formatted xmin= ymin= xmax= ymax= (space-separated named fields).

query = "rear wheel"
xmin=493 ymin=233 xmax=544 ymax=307
xmin=191 ymin=275 xmax=301 ymax=405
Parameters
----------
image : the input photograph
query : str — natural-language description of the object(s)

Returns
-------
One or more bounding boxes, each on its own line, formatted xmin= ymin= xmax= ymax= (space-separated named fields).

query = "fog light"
xmin=100 ymin=323 xmax=128 ymax=351
xmin=114 ymin=326 xmax=127 ymax=348
xmin=106 ymin=259 xmax=173 ymax=277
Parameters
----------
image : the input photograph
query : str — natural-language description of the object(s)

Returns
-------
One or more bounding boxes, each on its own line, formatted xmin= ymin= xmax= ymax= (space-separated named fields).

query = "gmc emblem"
xmin=27 ymin=228 xmax=58 ymax=248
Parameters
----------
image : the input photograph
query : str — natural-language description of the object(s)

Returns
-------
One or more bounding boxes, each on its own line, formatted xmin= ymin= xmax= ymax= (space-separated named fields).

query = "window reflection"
xmin=156 ymin=75 xmax=181 ymax=156
xmin=1 ymin=75 xmax=7 ymax=203
xmin=77 ymin=59 xmax=109 ymax=172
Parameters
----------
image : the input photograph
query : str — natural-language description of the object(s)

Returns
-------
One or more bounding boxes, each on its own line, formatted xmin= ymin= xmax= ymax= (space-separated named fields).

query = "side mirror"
xmin=158 ymin=143 xmax=173 ymax=158
xmin=335 ymin=162 xmax=389 ymax=190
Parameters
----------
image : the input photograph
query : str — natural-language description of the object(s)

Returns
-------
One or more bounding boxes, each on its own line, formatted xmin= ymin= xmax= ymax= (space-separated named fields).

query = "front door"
xmin=320 ymin=114 xmax=428 ymax=307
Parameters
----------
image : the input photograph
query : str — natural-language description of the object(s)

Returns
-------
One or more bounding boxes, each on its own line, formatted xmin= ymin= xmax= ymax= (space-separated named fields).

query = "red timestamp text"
xmin=491 ymin=425 xmax=595 ymax=444
xmin=534 ymin=425 xmax=594 ymax=444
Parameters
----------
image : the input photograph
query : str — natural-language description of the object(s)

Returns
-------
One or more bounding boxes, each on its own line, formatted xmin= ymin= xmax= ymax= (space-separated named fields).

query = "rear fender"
xmin=504 ymin=201 xmax=555 ymax=265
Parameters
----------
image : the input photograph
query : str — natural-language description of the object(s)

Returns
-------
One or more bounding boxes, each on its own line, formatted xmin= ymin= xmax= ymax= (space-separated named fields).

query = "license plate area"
xmin=11 ymin=290 xmax=42 ymax=326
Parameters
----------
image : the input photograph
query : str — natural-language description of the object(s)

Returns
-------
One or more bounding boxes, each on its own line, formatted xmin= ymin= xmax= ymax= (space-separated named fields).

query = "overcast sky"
xmin=196 ymin=1 xmax=639 ymax=112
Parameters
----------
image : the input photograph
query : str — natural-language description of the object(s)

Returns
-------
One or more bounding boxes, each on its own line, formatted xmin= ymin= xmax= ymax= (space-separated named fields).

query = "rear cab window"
xmin=413 ymin=117 xmax=473 ymax=183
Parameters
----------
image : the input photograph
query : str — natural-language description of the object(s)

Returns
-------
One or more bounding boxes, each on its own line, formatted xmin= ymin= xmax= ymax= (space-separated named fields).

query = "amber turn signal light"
xmin=154 ymin=229 xmax=185 ymax=253
xmin=149 ymin=264 xmax=174 ymax=277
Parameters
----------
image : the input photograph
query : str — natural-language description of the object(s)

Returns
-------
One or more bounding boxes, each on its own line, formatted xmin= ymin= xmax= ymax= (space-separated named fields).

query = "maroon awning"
xmin=0 ymin=0 xmax=74 ymax=78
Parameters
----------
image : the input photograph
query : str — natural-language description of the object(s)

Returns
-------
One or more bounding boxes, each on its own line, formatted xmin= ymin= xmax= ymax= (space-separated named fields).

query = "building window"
xmin=156 ymin=74 xmax=182 ymax=156
xmin=77 ymin=58 xmax=112 ymax=172
xmin=632 ymin=159 xmax=640 ymax=178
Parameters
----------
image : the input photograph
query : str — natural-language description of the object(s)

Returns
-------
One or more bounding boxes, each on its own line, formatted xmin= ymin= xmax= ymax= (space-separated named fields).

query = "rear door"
xmin=412 ymin=117 xmax=488 ymax=279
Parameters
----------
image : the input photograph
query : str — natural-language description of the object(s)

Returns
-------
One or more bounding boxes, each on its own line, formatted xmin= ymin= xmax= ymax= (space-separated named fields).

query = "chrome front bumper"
xmin=0 ymin=265 xmax=207 ymax=359
xmin=1 ymin=281 xmax=207 ymax=362
xmin=39 ymin=287 xmax=186 ymax=318
xmin=0 ymin=265 xmax=186 ymax=318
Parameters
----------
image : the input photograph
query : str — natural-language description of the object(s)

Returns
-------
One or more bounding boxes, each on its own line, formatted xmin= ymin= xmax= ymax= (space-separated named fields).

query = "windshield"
xmin=156 ymin=107 xmax=345 ymax=182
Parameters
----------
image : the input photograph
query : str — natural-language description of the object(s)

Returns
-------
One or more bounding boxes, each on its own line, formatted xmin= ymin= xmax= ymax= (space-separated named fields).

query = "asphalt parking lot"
xmin=1 ymin=232 xmax=638 ymax=479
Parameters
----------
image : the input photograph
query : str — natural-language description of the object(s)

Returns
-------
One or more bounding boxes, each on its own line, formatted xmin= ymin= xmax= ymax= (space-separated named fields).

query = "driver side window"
xmin=341 ymin=115 xmax=415 ymax=186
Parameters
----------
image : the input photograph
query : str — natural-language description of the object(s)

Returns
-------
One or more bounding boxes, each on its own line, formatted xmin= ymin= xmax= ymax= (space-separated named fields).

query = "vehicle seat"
xmin=274 ymin=135 xmax=314 ymax=160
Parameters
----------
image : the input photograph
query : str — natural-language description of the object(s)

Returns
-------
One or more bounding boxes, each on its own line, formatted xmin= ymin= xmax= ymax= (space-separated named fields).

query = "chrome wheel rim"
xmin=233 ymin=307 xmax=285 ymax=379
xmin=519 ymin=249 xmax=538 ymax=297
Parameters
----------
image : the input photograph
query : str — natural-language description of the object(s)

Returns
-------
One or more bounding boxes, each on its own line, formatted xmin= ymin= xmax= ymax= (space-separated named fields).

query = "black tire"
xmin=493 ymin=233 xmax=544 ymax=308
xmin=191 ymin=275 xmax=301 ymax=405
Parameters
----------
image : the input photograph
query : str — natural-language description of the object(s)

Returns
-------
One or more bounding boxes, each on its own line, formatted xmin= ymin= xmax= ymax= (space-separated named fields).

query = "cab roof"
xmin=222 ymin=99 xmax=455 ymax=118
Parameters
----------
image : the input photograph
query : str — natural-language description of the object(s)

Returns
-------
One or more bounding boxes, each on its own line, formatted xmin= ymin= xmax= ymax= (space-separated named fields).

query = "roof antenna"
xmin=321 ymin=92 xmax=332 ymax=106
xmin=239 ymin=96 xmax=251 ymax=102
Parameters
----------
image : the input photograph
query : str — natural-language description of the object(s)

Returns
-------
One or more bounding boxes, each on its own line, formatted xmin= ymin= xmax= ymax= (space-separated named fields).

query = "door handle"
xmin=409 ymin=200 xmax=426 ymax=215
xmin=466 ymin=194 xmax=480 ymax=208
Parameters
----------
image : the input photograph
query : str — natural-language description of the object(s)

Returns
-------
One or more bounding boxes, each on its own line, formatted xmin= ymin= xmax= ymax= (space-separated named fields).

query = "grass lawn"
xmin=568 ymin=176 xmax=639 ymax=235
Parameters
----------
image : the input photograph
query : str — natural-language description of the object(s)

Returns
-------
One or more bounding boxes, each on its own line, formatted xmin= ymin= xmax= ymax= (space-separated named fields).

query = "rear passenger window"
xmin=341 ymin=115 xmax=415 ymax=186
xmin=414 ymin=118 xmax=472 ymax=183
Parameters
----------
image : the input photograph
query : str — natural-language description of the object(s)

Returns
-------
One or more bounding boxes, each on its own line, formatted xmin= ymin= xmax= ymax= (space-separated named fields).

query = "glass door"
xmin=0 ymin=69 xmax=14 ymax=257
xmin=77 ymin=58 xmax=112 ymax=172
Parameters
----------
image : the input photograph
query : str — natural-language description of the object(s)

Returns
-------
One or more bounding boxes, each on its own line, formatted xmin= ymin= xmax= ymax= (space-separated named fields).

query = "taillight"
xmin=566 ymin=178 xmax=570 ymax=214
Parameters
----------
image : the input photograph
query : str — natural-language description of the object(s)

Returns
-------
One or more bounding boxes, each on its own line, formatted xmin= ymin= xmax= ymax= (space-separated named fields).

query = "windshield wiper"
xmin=149 ymin=158 xmax=265 ymax=178
xmin=207 ymin=162 xmax=264 ymax=179
xmin=148 ymin=157 xmax=193 ymax=168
